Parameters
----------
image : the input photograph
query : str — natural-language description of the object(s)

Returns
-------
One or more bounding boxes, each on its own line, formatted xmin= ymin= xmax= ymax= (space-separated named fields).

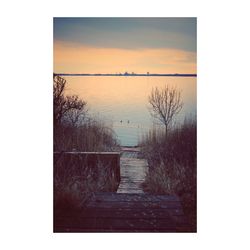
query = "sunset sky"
xmin=54 ymin=18 xmax=196 ymax=74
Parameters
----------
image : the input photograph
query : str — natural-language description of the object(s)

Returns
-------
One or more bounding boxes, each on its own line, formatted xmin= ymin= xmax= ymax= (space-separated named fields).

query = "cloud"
xmin=54 ymin=18 xmax=196 ymax=51
xmin=54 ymin=41 xmax=196 ymax=74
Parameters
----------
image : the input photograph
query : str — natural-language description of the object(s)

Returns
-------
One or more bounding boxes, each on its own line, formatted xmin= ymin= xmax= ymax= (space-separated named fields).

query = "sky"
xmin=54 ymin=18 xmax=196 ymax=74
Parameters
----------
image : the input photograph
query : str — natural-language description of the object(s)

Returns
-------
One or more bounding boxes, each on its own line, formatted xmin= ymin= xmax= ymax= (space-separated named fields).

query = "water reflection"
xmin=64 ymin=76 xmax=196 ymax=146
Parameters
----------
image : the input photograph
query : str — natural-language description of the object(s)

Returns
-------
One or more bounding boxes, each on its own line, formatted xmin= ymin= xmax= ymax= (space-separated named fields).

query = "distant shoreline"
xmin=55 ymin=73 xmax=197 ymax=77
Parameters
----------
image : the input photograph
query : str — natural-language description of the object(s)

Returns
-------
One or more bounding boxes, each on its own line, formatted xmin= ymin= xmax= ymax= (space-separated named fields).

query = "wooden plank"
xmin=87 ymin=201 xmax=182 ymax=209
xmin=54 ymin=227 xmax=185 ymax=233
xmin=97 ymin=193 xmax=179 ymax=207
xmin=81 ymin=208 xmax=185 ymax=218
xmin=56 ymin=217 xmax=175 ymax=229
xmin=55 ymin=207 xmax=184 ymax=219
xmin=92 ymin=193 xmax=180 ymax=202
xmin=54 ymin=217 xmax=189 ymax=232
xmin=117 ymin=150 xmax=148 ymax=193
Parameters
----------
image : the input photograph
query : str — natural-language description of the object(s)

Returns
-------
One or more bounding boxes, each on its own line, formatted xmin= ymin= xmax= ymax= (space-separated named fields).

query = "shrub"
xmin=54 ymin=118 xmax=119 ymax=152
xmin=140 ymin=118 xmax=197 ymax=231
xmin=54 ymin=154 xmax=119 ymax=216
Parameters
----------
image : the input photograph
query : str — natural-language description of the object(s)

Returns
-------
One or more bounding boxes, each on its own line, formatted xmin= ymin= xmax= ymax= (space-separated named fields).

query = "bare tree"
xmin=53 ymin=74 xmax=87 ymax=128
xmin=62 ymin=108 xmax=88 ymax=127
xmin=148 ymin=85 xmax=183 ymax=137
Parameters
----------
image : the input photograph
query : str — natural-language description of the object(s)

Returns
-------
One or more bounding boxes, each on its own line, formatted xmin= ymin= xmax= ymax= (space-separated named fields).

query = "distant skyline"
xmin=54 ymin=18 xmax=196 ymax=74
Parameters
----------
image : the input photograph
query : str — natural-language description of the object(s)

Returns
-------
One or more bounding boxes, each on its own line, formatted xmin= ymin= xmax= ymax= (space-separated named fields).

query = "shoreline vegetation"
xmin=54 ymin=75 xmax=120 ymax=216
xmin=54 ymin=75 xmax=196 ymax=232
xmin=141 ymin=85 xmax=196 ymax=231
xmin=139 ymin=119 xmax=197 ymax=231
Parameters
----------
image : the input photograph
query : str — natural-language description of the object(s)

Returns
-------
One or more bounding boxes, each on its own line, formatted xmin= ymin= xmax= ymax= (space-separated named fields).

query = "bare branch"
xmin=53 ymin=75 xmax=88 ymax=127
xmin=148 ymin=85 xmax=183 ymax=136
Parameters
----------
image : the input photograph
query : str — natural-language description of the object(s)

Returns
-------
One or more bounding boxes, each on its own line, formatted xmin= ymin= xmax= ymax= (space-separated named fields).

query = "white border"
xmin=1 ymin=0 xmax=250 ymax=249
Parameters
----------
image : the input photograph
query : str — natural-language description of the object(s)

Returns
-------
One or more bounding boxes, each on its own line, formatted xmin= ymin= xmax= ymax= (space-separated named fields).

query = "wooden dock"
xmin=54 ymin=148 xmax=189 ymax=232
xmin=55 ymin=192 xmax=188 ymax=232
xmin=117 ymin=150 xmax=148 ymax=193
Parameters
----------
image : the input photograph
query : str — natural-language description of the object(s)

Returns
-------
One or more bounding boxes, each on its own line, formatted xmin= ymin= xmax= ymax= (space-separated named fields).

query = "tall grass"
xmin=54 ymin=118 xmax=120 ymax=218
xmin=54 ymin=154 xmax=119 ymax=217
xmin=53 ymin=75 xmax=120 ymax=223
xmin=54 ymin=117 xmax=119 ymax=152
xmin=140 ymin=118 xmax=197 ymax=231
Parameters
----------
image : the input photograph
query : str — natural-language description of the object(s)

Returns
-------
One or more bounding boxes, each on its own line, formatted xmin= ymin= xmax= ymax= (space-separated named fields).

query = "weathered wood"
xmin=53 ymin=149 xmax=189 ymax=232
xmin=55 ymin=227 xmax=185 ymax=233
xmin=56 ymin=218 xmax=179 ymax=231
xmin=117 ymin=150 xmax=148 ymax=193
xmin=81 ymin=208 xmax=185 ymax=218
xmin=56 ymin=208 xmax=184 ymax=218
xmin=87 ymin=201 xmax=182 ymax=209
xmin=92 ymin=192 xmax=181 ymax=202
xmin=54 ymin=193 xmax=189 ymax=232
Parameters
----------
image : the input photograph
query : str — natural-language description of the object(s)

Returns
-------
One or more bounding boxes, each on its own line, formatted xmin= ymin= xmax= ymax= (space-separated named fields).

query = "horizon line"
xmin=54 ymin=73 xmax=197 ymax=77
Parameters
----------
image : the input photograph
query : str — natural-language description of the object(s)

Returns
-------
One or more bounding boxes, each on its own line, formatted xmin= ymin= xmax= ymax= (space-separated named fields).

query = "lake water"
xmin=64 ymin=76 xmax=196 ymax=146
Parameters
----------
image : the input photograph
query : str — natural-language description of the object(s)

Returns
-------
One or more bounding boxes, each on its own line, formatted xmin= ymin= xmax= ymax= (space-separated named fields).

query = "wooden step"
xmin=54 ymin=193 xmax=189 ymax=232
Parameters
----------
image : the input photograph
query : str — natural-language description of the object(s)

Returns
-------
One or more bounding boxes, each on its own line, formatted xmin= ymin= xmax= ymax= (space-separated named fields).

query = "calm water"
xmin=64 ymin=76 xmax=196 ymax=146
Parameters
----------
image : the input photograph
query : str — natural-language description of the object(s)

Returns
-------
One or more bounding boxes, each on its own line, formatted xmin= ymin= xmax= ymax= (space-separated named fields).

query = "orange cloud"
xmin=54 ymin=41 xmax=196 ymax=74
